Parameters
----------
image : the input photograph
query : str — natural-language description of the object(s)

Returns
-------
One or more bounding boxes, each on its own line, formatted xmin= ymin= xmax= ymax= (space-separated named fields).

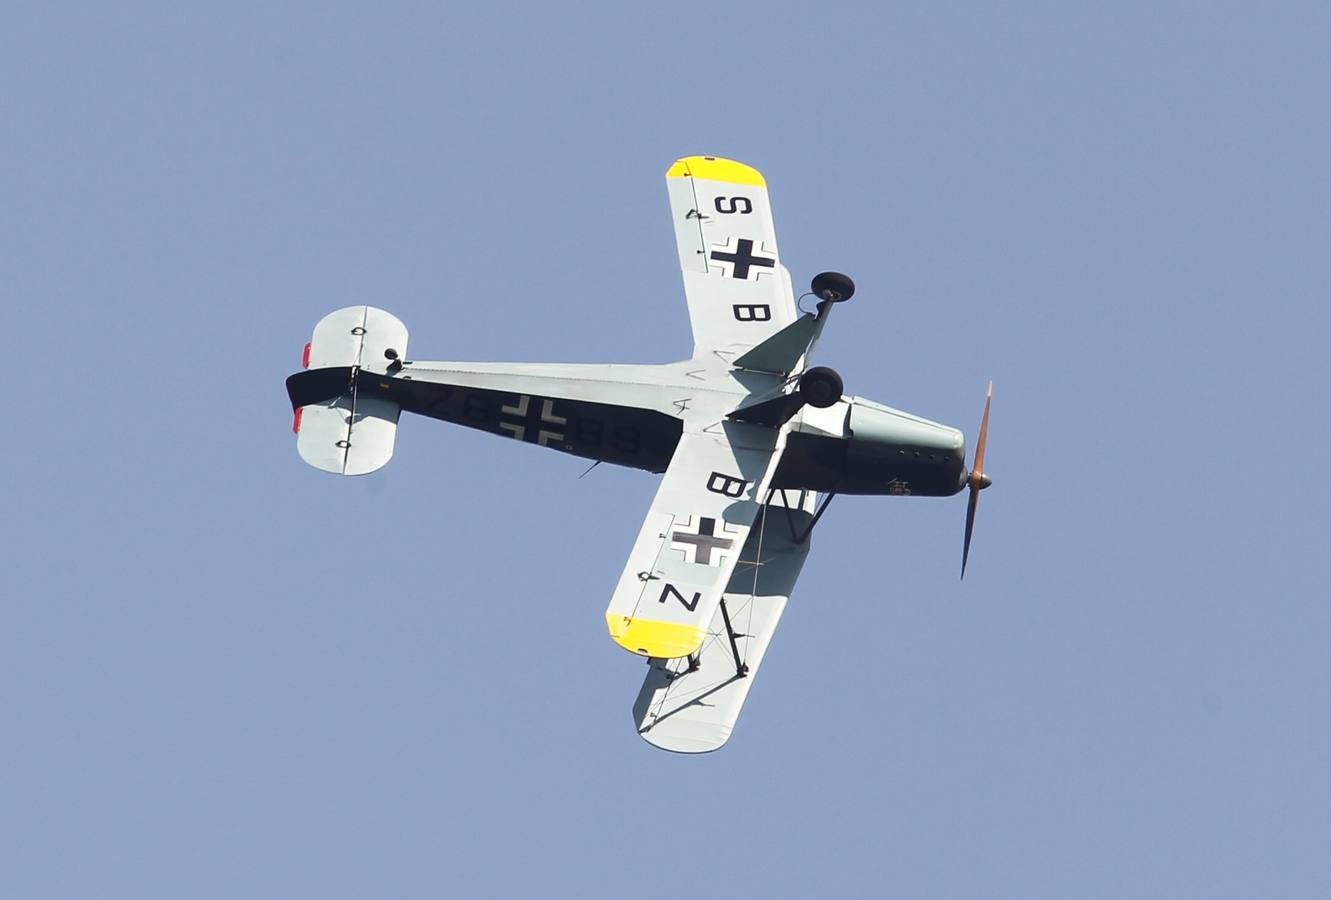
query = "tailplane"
xmin=285 ymin=306 xmax=408 ymax=475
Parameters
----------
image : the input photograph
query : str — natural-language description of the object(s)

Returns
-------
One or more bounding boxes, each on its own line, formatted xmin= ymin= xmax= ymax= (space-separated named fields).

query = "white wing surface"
xmin=605 ymin=423 xmax=788 ymax=660
xmin=665 ymin=156 xmax=800 ymax=360
xmin=634 ymin=489 xmax=816 ymax=753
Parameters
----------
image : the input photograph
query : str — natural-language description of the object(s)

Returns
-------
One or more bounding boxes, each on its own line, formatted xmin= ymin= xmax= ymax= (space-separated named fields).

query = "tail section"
xmin=285 ymin=306 xmax=408 ymax=476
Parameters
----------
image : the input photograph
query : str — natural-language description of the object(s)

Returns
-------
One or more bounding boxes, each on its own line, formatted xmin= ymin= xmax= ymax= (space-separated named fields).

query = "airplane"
xmin=284 ymin=156 xmax=992 ymax=754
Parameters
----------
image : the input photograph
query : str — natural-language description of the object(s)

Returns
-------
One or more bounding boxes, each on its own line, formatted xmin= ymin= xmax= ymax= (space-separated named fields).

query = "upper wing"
xmin=633 ymin=488 xmax=817 ymax=753
xmin=605 ymin=423 xmax=787 ymax=660
xmin=665 ymin=156 xmax=800 ymax=360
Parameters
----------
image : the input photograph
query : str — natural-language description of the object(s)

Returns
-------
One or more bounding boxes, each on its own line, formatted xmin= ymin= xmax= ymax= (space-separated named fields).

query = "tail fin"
xmin=285 ymin=306 xmax=408 ymax=476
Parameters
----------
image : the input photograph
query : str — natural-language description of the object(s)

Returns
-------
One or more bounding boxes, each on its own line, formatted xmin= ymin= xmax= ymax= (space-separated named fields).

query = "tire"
xmin=810 ymin=271 xmax=855 ymax=302
xmin=799 ymin=366 xmax=844 ymax=408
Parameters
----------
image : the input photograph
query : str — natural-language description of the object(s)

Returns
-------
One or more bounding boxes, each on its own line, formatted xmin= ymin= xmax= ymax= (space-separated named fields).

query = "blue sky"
xmin=4 ymin=5 xmax=1328 ymax=898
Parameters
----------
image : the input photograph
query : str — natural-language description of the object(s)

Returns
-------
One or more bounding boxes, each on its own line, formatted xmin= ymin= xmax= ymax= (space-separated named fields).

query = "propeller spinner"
xmin=960 ymin=382 xmax=993 ymax=579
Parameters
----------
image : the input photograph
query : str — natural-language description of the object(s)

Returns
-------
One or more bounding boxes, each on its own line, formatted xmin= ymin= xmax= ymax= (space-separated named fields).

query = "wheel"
xmin=799 ymin=366 xmax=844 ymax=408
xmin=810 ymin=271 xmax=855 ymax=302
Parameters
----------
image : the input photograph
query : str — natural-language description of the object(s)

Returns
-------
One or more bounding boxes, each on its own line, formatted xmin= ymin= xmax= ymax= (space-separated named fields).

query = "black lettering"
xmin=611 ymin=425 xmax=641 ymax=454
xmin=573 ymin=418 xmax=604 ymax=446
xmin=659 ymin=583 xmax=701 ymax=612
xmin=733 ymin=304 xmax=772 ymax=322
xmin=706 ymin=472 xmax=748 ymax=498
xmin=462 ymin=392 xmax=493 ymax=423
xmin=713 ymin=196 xmax=753 ymax=215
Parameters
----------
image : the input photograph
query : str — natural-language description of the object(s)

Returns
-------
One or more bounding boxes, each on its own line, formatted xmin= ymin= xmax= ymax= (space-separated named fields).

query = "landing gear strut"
xmin=777 ymin=489 xmax=838 ymax=545
xmin=718 ymin=598 xmax=749 ymax=678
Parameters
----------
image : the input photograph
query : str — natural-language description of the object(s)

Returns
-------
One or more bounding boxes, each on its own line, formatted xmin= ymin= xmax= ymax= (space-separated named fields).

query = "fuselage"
xmin=372 ymin=357 xmax=967 ymax=498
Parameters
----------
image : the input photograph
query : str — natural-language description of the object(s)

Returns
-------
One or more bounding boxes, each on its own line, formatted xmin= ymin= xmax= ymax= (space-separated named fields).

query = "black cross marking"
xmin=670 ymin=517 xmax=735 ymax=566
xmin=499 ymin=395 xmax=566 ymax=446
xmin=709 ymin=237 xmax=776 ymax=280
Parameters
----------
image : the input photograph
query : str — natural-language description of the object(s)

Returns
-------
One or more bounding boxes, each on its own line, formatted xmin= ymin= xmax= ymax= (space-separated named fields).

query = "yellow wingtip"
xmin=606 ymin=613 xmax=707 ymax=659
xmin=666 ymin=156 xmax=766 ymax=187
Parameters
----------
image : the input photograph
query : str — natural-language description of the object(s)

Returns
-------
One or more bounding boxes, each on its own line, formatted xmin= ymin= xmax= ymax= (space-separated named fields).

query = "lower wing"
xmin=633 ymin=488 xmax=816 ymax=753
xmin=604 ymin=423 xmax=787 ymax=660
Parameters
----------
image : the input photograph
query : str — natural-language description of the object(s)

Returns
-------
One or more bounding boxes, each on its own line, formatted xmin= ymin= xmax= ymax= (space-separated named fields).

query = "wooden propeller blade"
xmin=972 ymin=381 xmax=992 ymax=484
xmin=961 ymin=483 xmax=980 ymax=579
xmin=961 ymin=382 xmax=992 ymax=580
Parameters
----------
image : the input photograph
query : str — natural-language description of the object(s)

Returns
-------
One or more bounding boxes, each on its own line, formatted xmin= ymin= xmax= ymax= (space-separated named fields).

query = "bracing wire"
xmin=744 ymin=489 xmax=775 ymax=666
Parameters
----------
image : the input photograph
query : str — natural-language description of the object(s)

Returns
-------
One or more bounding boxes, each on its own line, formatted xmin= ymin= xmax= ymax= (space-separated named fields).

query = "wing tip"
xmin=666 ymin=155 xmax=766 ymax=187
xmin=638 ymin=726 xmax=733 ymax=754
xmin=606 ymin=614 xmax=707 ymax=659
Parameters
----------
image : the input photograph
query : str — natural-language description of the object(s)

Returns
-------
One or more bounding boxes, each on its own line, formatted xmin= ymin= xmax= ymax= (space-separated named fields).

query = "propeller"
xmin=960 ymin=382 xmax=993 ymax=580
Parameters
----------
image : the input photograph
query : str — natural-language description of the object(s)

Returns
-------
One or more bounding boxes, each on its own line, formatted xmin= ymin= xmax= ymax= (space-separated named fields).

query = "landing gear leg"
xmin=782 ymin=491 xmax=837 ymax=545
xmin=718 ymin=598 xmax=749 ymax=678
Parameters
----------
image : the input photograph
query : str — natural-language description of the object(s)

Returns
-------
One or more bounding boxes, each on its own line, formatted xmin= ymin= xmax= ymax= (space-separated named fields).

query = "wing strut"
xmin=779 ymin=489 xmax=837 ymax=544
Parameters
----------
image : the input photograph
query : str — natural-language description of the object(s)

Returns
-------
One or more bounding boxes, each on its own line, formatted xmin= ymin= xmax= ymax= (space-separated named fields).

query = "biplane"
xmin=285 ymin=156 xmax=992 ymax=753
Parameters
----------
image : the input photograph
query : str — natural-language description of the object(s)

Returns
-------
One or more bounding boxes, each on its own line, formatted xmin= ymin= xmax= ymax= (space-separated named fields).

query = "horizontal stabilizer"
xmin=288 ymin=306 xmax=409 ymax=476
xmin=307 ymin=306 xmax=408 ymax=373
xmin=296 ymin=392 xmax=401 ymax=475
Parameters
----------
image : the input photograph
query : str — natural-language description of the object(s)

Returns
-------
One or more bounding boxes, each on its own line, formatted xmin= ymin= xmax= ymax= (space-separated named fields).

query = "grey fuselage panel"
xmin=348 ymin=359 xmax=966 ymax=496
xmin=372 ymin=372 xmax=682 ymax=473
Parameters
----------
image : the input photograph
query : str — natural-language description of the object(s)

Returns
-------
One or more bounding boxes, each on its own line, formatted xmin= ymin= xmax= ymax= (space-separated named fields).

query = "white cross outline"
xmin=706 ymin=236 xmax=778 ymax=281
xmin=499 ymin=396 xmax=567 ymax=446
xmin=668 ymin=515 xmax=742 ymax=567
